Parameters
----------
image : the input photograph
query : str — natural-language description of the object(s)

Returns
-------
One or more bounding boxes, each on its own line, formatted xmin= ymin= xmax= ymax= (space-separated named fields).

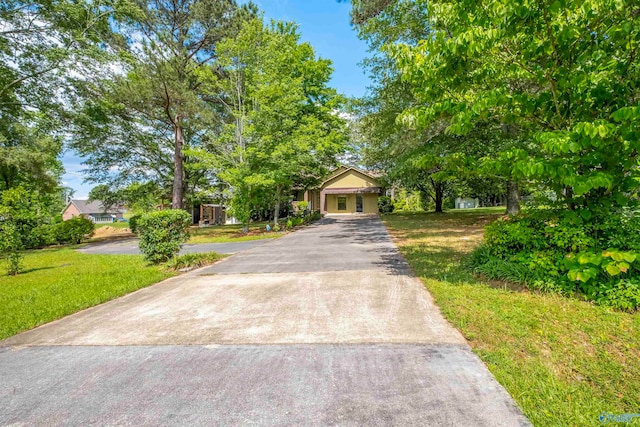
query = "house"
xmin=192 ymin=204 xmax=239 ymax=226
xmin=62 ymin=199 xmax=125 ymax=223
xmin=295 ymin=166 xmax=384 ymax=215
xmin=455 ymin=197 xmax=480 ymax=209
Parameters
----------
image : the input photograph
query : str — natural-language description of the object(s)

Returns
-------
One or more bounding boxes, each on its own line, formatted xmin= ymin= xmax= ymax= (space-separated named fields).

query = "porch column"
xmin=320 ymin=189 xmax=327 ymax=214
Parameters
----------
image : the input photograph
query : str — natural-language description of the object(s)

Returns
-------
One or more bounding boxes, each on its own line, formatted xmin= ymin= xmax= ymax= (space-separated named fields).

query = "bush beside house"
xmin=377 ymin=196 xmax=394 ymax=214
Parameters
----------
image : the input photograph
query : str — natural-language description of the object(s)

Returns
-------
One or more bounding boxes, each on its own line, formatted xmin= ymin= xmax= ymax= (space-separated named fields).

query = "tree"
xmin=70 ymin=0 xmax=256 ymax=209
xmin=89 ymin=181 xmax=162 ymax=214
xmin=0 ymin=0 xmax=127 ymax=209
xmin=351 ymin=0 xmax=532 ymax=214
xmin=198 ymin=18 xmax=347 ymax=229
xmin=389 ymin=0 xmax=640 ymax=214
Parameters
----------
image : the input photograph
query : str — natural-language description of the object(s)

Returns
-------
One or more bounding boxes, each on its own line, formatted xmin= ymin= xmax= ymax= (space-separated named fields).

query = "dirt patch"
xmin=91 ymin=226 xmax=133 ymax=241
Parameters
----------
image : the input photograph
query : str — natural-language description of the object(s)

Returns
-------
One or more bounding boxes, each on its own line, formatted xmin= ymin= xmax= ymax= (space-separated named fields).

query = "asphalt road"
xmin=0 ymin=216 xmax=531 ymax=426
xmin=77 ymin=238 xmax=272 ymax=255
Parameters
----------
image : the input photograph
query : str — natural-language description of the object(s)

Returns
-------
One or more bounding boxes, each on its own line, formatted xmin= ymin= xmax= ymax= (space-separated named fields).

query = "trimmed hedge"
xmin=54 ymin=217 xmax=95 ymax=244
xmin=137 ymin=210 xmax=191 ymax=264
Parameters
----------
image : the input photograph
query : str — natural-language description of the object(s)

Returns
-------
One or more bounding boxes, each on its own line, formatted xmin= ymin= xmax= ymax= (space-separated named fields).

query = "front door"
xmin=356 ymin=193 xmax=363 ymax=213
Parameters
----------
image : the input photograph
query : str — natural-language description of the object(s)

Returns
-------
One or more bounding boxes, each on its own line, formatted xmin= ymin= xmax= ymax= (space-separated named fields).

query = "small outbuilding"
xmin=455 ymin=197 xmax=480 ymax=209
xmin=62 ymin=199 xmax=124 ymax=223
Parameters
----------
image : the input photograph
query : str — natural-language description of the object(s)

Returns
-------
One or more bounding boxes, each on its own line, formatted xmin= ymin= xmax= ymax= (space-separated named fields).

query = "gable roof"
xmin=68 ymin=199 xmax=123 ymax=214
xmin=320 ymin=165 xmax=382 ymax=187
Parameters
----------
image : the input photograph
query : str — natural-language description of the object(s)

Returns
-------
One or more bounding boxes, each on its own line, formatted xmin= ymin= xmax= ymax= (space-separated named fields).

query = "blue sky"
xmin=62 ymin=0 xmax=370 ymax=198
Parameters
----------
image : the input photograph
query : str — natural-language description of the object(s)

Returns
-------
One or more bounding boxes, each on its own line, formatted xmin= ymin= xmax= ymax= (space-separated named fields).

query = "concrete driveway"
xmin=0 ymin=216 xmax=530 ymax=426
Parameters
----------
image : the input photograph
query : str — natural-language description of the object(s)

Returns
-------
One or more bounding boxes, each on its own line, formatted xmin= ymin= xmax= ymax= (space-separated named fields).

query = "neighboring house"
xmin=192 ymin=204 xmax=239 ymax=226
xmin=294 ymin=166 xmax=384 ymax=215
xmin=455 ymin=197 xmax=480 ymax=209
xmin=62 ymin=199 xmax=125 ymax=223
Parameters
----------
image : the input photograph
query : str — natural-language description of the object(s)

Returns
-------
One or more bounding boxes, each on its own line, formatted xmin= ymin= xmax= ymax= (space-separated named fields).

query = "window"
xmin=337 ymin=196 xmax=347 ymax=211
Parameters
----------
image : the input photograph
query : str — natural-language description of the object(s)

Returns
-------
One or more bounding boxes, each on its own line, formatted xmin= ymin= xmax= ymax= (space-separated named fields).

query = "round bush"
xmin=54 ymin=217 xmax=95 ymax=244
xmin=137 ymin=210 xmax=191 ymax=264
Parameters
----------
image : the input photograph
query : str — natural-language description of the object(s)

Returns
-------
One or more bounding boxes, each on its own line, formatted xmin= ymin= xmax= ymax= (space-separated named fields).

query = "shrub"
xmin=0 ymin=220 xmax=24 ymax=275
xmin=165 ymin=252 xmax=223 ymax=271
xmin=128 ymin=215 xmax=141 ymax=234
xmin=297 ymin=201 xmax=309 ymax=213
xmin=54 ymin=217 xmax=95 ymax=244
xmin=137 ymin=210 xmax=191 ymax=264
xmin=377 ymin=196 xmax=394 ymax=214
xmin=472 ymin=208 xmax=640 ymax=310
xmin=26 ymin=223 xmax=57 ymax=248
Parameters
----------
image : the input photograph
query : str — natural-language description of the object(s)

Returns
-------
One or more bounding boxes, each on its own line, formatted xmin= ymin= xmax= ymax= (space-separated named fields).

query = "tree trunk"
xmin=172 ymin=120 xmax=184 ymax=209
xmin=431 ymin=179 xmax=444 ymax=213
xmin=273 ymin=186 xmax=281 ymax=226
xmin=506 ymin=179 xmax=520 ymax=215
xmin=564 ymin=186 xmax=575 ymax=210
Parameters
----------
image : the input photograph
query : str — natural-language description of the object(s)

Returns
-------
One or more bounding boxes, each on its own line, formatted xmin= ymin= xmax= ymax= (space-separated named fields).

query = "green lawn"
xmin=0 ymin=247 xmax=173 ymax=340
xmin=383 ymin=210 xmax=640 ymax=427
xmin=93 ymin=221 xmax=284 ymax=243
xmin=188 ymin=222 xmax=284 ymax=244
xmin=95 ymin=221 xmax=131 ymax=229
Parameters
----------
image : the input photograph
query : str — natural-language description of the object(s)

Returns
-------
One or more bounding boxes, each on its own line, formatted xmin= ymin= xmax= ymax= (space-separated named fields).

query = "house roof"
xmin=68 ymin=199 xmax=123 ymax=214
xmin=320 ymin=165 xmax=382 ymax=187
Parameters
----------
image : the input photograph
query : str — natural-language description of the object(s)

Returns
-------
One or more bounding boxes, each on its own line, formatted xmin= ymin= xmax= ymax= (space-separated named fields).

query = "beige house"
xmin=296 ymin=166 xmax=383 ymax=215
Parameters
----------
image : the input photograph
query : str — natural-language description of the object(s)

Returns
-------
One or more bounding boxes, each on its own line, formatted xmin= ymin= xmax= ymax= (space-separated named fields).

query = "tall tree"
xmin=352 ymin=0 xmax=532 ymax=214
xmin=389 ymin=0 xmax=640 ymax=213
xmin=198 ymin=18 xmax=347 ymax=229
xmin=71 ymin=0 xmax=256 ymax=209
xmin=0 ymin=0 xmax=129 ymax=210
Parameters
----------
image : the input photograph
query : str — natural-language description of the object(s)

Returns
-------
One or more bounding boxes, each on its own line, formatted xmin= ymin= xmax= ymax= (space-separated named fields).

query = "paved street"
xmin=0 ymin=216 xmax=530 ymax=426
xmin=77 ymin=237 xmax=273 ymax=255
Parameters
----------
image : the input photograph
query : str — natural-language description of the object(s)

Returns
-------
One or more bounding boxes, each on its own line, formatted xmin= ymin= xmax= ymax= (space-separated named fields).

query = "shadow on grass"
xmin=384 ymin=211 xmax=530 ymax=291
xmin=399 ymin=244 xmax=475 ymax=283
xmin=18 ymin=266 xmax=56 ymax=275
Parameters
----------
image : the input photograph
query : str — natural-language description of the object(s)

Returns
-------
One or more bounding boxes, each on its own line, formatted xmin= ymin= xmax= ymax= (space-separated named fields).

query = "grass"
xmin=0 ymin=247 xmax=173 ymax=340
xmin=383 ymin=209 xmax=640 ymax=427
xmin=188 ymin=222 xmax=284 ymax=244
xmin=95 ymin=221 xmax=131 ymax=229
xmin=165 ymin=251 xmax=227 ymax=271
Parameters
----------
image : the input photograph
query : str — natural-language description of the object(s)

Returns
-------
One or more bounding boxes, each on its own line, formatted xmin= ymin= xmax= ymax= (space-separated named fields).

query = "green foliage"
xmin=0 ymin=186 xmax=67 ymax=250
xmin=54 ymin=217 xmax=95 ymax=245
xmin=392 ymin=189 xmax=422 ymax=212
xmin=26 ymin=224 xmax=58 ymax=248
xmin=297 ymin=201 xmax=309 ymax=212
xmin=387 ymin=0 xmax=640 ymax=213
xmin=128 ymin=215 xmax=140 ymax=234
xmin=165 ymin=252 xmax=223 ymax=271
xmin=198 ymin=17 xmax=347 ymax=228
xmin=137 ymin=210 xmax=191 ymax=264
xmin=0 ymin=220 xmax=24 ymax=275
xmin=473 ymin=210 xmax=640 ymax=310
xmin=377 ymin=196 xmax=394 ymax=213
